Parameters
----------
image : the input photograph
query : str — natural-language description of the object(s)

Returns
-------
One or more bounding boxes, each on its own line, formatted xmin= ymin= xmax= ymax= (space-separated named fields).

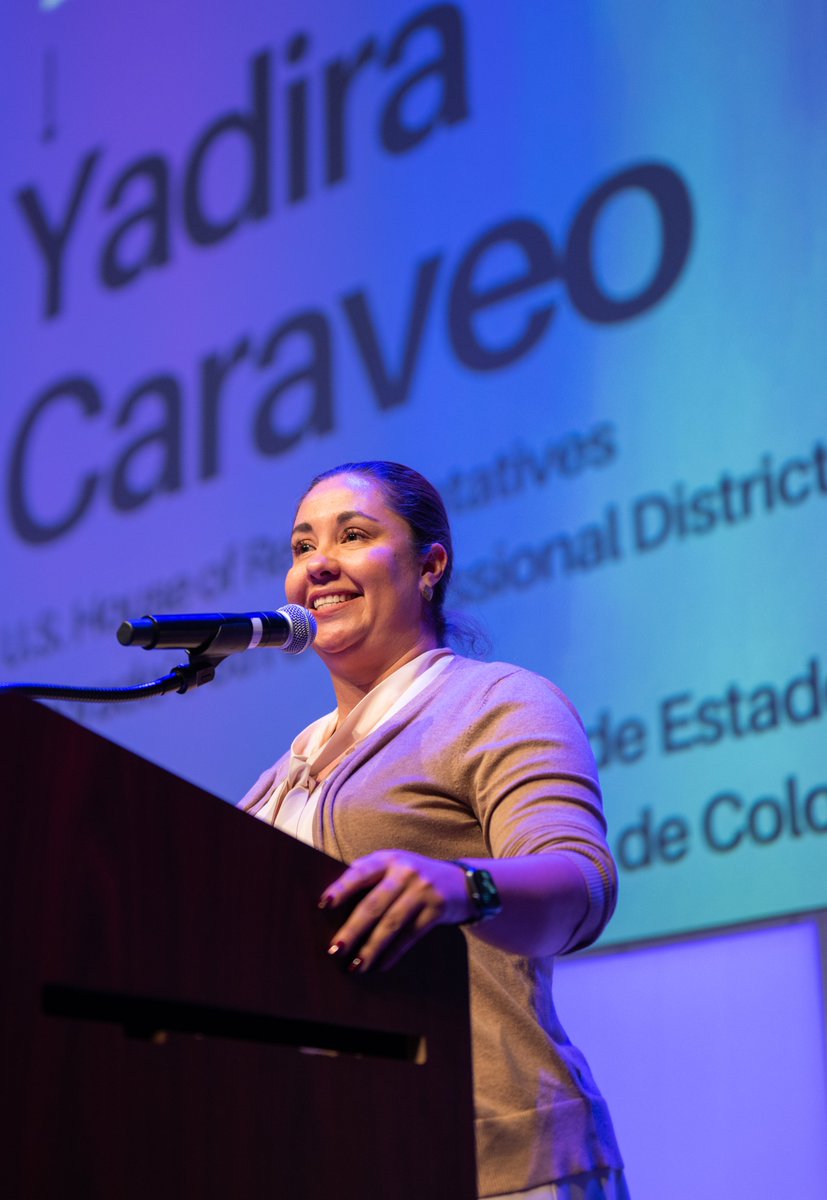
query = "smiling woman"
xmin=241 ymin=461 xmax=628 ymax=1200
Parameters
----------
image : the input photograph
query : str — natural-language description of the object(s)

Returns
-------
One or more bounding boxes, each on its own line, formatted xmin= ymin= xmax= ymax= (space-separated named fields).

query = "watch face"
xmin=453 ymin=862 xmax=503 ymax=923
xmin=475 ymin=869 xmax=503 ymax=917
xmin=466 ymin=867 xmax=503 ymax=921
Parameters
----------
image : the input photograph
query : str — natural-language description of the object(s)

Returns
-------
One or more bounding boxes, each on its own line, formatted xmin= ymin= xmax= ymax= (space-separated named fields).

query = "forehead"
xmin=293 ymin=473 xmax=401 ymax=528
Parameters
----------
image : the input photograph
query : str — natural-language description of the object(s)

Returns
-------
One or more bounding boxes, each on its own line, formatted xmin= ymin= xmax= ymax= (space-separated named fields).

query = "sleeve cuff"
xmin=552 ymin=848 xmax=617 ymax=954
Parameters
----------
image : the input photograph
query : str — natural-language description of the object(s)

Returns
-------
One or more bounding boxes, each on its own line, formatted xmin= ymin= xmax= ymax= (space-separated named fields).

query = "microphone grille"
xmin=278 ymin=604 xmax=317 ymax=654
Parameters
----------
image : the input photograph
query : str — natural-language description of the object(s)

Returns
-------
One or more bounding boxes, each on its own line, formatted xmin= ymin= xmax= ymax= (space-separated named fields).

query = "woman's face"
xmin=286 ymin=473 xmax=439 ymax=679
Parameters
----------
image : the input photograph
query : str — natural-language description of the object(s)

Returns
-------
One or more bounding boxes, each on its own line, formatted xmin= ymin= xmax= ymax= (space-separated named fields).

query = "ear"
xmin=420 ymin=542 xmax=449 ymax=591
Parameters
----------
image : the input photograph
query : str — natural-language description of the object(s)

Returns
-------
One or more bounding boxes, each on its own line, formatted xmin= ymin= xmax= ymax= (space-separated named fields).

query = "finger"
xmin=348 ymin=874 xmax=449 ymax=972
xmin=319 ymin=852 xmax=394 ymax=911
xmin=365 ymin=903 xmax=439 ymax=973
xmin=327 ymin=870 xmax=410 ymax=960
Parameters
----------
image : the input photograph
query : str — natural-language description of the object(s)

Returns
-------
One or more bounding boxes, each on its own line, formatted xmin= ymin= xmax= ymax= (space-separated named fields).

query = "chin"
xmin=313 ymin=628 xmax=363 ymax=656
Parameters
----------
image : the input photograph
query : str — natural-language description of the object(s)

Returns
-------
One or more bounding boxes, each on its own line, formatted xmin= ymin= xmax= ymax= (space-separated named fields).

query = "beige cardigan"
xmin=241 ymin=657 xmax=623 ymax=1195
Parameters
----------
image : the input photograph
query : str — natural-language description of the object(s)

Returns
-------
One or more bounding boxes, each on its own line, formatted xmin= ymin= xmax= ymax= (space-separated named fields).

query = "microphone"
xmin=117 ymin=604 xmax=317 ymax=656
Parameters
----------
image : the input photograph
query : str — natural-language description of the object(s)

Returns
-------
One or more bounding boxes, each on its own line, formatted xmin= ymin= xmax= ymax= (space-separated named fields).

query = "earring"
xmin=422 ymin=583 xmax=434 ymax=602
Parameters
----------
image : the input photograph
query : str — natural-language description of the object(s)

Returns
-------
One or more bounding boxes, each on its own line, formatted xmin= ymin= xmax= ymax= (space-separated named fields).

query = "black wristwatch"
xmin=452 ymin=861 xmax=503 ymax=924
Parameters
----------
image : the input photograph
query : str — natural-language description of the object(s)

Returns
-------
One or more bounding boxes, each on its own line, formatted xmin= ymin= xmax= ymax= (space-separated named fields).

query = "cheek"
xmin=284 ymin=564 xmax=301 ymax=601
xmin=382 ymin=555 xmax=424 ymax=610
xmin=370 ymin=550 xmax=410 ymax=594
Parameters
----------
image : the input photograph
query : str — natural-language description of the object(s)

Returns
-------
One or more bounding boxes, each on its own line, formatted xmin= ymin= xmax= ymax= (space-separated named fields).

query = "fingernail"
xmin=347 ymin=956 xmax=364 ymax=974
xmin=318 ymin=894 xmax=332 ymax=909
xmin=327 ymin=940 xmax=345 ymax=957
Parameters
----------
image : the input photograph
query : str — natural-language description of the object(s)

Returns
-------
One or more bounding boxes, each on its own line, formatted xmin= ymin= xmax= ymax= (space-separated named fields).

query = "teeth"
xmin=313 ymin=593 xmax=356 ymax=610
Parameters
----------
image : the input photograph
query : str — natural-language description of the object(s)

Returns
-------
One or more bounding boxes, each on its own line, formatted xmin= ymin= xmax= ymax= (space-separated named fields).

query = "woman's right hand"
xmin=319 ymin=849 xmax=473 ymax=973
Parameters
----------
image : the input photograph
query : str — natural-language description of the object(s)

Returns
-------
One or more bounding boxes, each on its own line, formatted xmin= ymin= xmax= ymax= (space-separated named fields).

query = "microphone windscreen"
xmin=278 ymin=604 xmax=317 ymax=654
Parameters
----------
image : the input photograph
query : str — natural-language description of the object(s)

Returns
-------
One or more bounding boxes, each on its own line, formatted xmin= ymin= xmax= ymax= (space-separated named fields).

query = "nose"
xmin=304 ymin=546 xmax=340 ymax=580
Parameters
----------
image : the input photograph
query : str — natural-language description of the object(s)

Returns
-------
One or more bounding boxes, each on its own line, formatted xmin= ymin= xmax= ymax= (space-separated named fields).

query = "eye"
xmin=342 ymin=527 xmax=368 ymax=543
xmin=292 ymin=538 xmax=314 ymax=556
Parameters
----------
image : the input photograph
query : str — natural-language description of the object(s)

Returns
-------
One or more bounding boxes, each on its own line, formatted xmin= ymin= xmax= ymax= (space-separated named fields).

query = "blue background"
xmin=3 ymin=4 xmax=826 ymax=1190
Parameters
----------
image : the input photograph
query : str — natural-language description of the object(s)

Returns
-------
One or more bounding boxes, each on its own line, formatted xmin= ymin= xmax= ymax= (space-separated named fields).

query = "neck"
xmin=325 ymin=632 xmax=440 ymax=721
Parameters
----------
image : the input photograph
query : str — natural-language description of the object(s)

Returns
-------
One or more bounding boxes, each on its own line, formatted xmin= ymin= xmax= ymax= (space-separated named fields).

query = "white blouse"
xmin=255 ymin=648 xmax=454 ymax=845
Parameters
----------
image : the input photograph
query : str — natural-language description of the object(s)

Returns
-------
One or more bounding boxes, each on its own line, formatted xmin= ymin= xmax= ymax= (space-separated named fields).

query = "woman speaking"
xmin=242 ymin=461 xmax=627 ymax=1200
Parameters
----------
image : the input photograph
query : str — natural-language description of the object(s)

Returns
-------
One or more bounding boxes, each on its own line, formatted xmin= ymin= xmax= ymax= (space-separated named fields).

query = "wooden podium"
xmin=0 ymin=696 xmax=477 ymax=1198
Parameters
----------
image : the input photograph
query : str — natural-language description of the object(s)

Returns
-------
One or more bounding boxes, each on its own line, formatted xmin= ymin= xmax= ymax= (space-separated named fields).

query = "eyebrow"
xmin=291 ymin=509 xmax=380 ymax=537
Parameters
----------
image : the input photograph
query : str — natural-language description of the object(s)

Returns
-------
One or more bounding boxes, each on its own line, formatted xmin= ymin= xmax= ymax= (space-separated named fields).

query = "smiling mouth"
xmin=312 ymin=593 xmax=359 ymax=611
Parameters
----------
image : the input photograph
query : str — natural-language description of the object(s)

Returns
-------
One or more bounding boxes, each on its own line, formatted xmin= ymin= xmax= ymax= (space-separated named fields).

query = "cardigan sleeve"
xmin=459 ymin=668 xmax=617 ymax=952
